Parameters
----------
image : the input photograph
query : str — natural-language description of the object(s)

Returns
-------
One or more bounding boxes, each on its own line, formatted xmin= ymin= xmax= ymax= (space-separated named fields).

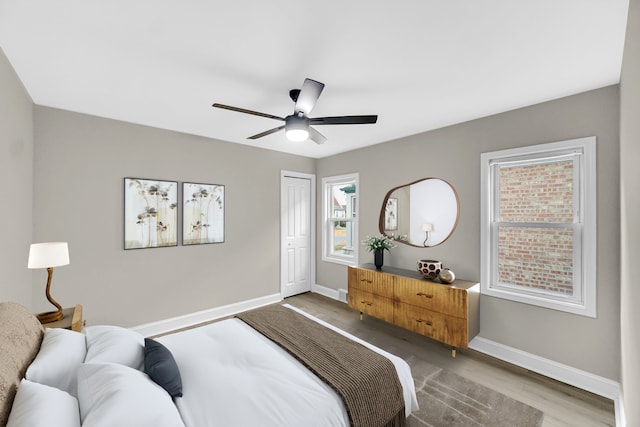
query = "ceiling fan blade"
xmin=308 ymin=127 xmax=327 ymax=145
xmin=310 ymin=115 xmax=378 ymax=125
xmin=247 ymin=125 xmax=285 ymax=140
xmin=295 ymin=78 xmax=325 ymax=115
xmin=212 ymin=103 xmax=285 ymax=121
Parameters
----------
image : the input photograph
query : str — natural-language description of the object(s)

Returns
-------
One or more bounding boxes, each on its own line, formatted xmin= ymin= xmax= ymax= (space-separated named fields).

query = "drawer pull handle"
xmin=360 ymin=300 xmax=373 ymax=306
xmin=416 ymin=292 xmax=433 ymax=299
xmin=360 ymin=279 xmax=373 ymax=284
xmin=416 ymin=319 xmax=433 ymax=326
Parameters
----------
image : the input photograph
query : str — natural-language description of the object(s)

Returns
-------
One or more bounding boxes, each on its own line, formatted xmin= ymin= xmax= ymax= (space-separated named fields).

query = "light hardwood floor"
xmin=284 ymin=292 xmax=616 ymax=427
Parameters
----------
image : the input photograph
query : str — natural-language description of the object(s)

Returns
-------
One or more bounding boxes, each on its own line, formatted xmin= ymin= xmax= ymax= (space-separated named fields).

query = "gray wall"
xmin=316 ymin=86 xmax=620 ymax=381
xmin=32 ymin=107 xmax=314 ymax=326
xmin=620 ymin=0 xmax=639 ymax=423
xmin=0 ymin=48 xmax=33 ymax=307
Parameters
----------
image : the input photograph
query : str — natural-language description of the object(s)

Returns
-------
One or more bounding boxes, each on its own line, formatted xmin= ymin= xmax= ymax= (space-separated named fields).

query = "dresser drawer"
xmin=394 ymin=276 xmax=468 ymax=318
xmin=348 ymin=288 xmax=394 ymax=323
xmin=348 ymin=266 xmax=394 ymax=299
xmin=394 ymin=303 xmax=468 ymax=348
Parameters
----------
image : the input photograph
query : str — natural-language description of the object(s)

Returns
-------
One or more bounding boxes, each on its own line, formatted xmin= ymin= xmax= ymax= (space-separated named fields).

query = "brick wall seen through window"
xmin=497 ymin=160 xmax=574 ymax=295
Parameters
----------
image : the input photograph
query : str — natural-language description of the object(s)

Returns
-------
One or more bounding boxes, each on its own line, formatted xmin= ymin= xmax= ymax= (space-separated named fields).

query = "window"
xmin=322 ymin=173 xmax=359 ymax=265
xmin=480 ymin=137 xmax=596 ymax=317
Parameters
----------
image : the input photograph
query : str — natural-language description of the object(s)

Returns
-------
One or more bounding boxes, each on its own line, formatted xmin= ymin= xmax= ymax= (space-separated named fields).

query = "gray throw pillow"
xmin=143 ymin=338 xmax=183 ymax=398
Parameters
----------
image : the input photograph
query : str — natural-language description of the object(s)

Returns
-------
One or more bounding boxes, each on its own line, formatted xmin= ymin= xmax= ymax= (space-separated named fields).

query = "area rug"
xmin=408 ymin=369 xmax=544 ymax=427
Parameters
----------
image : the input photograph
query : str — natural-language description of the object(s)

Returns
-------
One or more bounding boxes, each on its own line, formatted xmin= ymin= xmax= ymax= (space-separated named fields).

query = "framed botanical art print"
xmin=182 ymin=182 xmax=225 ymax=245
xmin=124 ymin=178 xmax=178 ymax=249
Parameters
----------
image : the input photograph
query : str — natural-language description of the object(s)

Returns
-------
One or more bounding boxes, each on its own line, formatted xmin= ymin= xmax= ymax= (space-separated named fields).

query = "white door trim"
xmin=280 ymin=170 xmax=316 ymax=299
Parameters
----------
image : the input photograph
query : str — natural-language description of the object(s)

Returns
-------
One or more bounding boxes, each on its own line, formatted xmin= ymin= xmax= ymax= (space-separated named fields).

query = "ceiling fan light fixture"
xmin=286 ymin=129 xmax=309 ymax=142
xmin=285 ymin=115 xmax=309 ymax=142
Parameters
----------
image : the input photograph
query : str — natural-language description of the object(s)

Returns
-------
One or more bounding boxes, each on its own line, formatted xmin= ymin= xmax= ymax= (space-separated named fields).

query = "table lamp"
xmin=28 ymin=242 xmax=70 ymax=323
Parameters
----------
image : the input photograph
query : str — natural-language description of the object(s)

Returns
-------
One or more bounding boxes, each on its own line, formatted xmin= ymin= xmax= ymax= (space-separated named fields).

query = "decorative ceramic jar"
xmin=439 ymin=268 xmax=455 ymax=284
xmin=417 ymin=259 xmax=442 ymax=280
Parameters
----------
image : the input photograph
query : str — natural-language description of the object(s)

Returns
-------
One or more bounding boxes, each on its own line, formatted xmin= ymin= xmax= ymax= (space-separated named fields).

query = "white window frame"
xmin=480 ymin=136 xmax=596 ymax=317
xmin=322 ymin=173 xmax=359 ymax=266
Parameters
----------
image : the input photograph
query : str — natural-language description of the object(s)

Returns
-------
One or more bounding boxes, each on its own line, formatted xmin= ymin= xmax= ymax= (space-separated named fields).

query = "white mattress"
xmin=158 ymin=304 xmax=418 ymax=427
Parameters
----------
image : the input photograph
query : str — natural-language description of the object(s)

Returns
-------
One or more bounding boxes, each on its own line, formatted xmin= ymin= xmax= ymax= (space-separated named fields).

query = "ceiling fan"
xmin=212 ymin=78 xmax=377 ymax=145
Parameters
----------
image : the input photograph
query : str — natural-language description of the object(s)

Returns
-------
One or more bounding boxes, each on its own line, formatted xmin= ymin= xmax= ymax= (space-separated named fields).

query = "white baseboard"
xmin=311 ymin=283 xmax=343 ymax=301
xmin=470 ymin=336 xmax=625 ymax=427
xmin=130 ymin=293 xmax=282 ymax=337
xmin=616 ymin=391 xmax=626 ymax=427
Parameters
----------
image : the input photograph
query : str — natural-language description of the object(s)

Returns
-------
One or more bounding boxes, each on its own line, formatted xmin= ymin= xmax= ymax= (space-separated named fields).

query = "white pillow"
xmin=25 ymin=328 xmax=86 ymax=396
xmin=77 ymin=362 xmax=185 ymax=427
xmin=6 ymin=379 xmax=80 ymax=427
xmin=84 ymin=325 xmax=145 ymax=370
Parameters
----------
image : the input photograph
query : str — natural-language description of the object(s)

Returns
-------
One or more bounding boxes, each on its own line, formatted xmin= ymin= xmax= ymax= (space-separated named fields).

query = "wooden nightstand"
xmin=41 ymin=304 xmax=84 ymax=332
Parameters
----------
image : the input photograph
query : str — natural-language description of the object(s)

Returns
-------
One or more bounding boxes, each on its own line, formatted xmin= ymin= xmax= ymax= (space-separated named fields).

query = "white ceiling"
xmin=0 ymin=1 xmax=629 ymax=158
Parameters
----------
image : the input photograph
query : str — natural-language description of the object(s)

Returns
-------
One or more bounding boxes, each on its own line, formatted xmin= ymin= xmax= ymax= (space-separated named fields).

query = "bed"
xmin=0 ymin=301 xmax=418 ymax=427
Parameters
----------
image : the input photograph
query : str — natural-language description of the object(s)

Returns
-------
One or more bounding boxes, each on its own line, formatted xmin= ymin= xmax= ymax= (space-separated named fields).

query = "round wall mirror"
xmin=378 ymin=177 xmax=460 ymax=247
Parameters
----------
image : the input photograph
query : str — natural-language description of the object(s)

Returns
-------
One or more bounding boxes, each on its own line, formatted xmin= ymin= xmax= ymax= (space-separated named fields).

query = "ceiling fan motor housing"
xmin=285 ymin=114 xmax=309 ymax=141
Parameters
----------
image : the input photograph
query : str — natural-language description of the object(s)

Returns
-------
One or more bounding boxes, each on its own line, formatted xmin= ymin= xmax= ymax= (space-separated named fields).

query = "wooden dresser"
xmin=348 ymin=264 xmax=479 ymax=357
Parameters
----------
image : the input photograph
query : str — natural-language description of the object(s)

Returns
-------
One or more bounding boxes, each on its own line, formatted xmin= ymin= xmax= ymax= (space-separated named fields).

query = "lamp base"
xmin=37 ymin=310 xmax=64 ymax=324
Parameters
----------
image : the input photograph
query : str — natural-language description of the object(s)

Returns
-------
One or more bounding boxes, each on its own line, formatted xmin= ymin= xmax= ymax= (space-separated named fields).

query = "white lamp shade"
xmin=28 ymin=242 xmax=70 ymax=269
